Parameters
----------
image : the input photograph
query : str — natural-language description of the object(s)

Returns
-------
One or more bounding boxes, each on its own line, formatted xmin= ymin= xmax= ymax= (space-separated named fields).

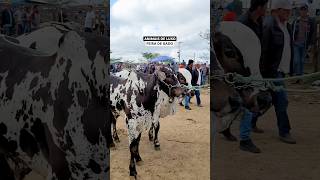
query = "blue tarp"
xmin=150 ymin=55 xmax=174 ymax=63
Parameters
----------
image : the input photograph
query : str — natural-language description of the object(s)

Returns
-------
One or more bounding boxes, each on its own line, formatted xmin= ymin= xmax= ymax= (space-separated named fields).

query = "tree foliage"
xmin=142 ymin=52 xmax=160 ymax=60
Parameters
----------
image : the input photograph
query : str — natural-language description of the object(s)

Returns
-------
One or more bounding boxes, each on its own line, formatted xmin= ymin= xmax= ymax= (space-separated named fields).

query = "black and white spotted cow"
xmin=0 ymin=23 xmax=111 ymax=179
xmin=110 ymin=66 xmax=184 ymax=178
xmin=110 ymin=66 xmax=188 ymax=148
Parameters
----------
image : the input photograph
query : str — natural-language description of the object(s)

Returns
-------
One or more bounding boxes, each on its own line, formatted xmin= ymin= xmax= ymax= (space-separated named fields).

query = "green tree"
xmin=142 ymin=52 xmax=160 ymax=60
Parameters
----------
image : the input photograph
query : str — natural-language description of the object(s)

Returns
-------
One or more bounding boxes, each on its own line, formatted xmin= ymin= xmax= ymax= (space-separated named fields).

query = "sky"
xmin=110 ymin=0 xmax=210 ymax=63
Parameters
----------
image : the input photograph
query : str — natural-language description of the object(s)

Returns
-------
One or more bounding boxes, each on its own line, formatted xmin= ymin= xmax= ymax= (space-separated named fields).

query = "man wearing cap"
xmin=260 ymin=0 xmax=296 ymax=144
xmin=184 ymin=59 xmax=194 ymax=110
xmin=292 ymin=3 xmax=315 ymax=77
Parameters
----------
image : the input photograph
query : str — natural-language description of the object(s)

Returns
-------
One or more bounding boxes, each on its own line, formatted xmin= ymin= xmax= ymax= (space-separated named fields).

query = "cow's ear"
xmin=155 ymin=70 xmax=166 ymax=81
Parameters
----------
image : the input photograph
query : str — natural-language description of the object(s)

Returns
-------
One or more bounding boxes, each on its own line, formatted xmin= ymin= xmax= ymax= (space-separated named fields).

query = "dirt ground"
xmin=111 ymin=89 xmax=210 ymax=180
xmin=213 ymin=86 xmax=320 ymax=180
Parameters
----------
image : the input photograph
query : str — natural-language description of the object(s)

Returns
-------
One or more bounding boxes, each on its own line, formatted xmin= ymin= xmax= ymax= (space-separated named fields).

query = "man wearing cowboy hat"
xmin=291 ymin=3 xmax=316 ymax=77
xmin=260 ymin=0 xmax=296 ymax=144
xmin=184 ymin=59 xmax=194 ymax=110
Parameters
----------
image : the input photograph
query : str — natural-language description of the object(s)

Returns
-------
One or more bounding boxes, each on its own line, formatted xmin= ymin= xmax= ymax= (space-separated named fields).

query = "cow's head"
xmin=214 ymin=32 xmax=251 ymax=77
xmin=214 ymin=32 xmax=272 ymax=117
xmin=154 ymin=65 xmax=184 ymax=99
xmin=177 ymin=71 xmax=194 ymax=97
xmin=176 ymin=72 xmax=187 ymax=86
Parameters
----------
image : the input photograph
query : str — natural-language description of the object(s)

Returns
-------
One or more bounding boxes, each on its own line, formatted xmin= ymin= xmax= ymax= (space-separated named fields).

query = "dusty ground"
xmin=213 ymin=83 xmax=320 ymax=180
xmin=111 ymin=89 xmax=210 ymax=180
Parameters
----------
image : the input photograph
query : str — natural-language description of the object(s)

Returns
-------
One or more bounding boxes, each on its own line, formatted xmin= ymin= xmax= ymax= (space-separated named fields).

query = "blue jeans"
xmin=195 ymin=90 xmax=201 ymax=105
xmin=24 ymin=23 xmax=31 ymax=33
xmin=240 ymin=108 xmax=252 ymax=141
xmin=293 ymin=42 xmax=306 ymax=75
xmin=85 ymin=28 xmax=93 ymax=32
xmin=184 ymin=95 xmax=190 ymax=108
xmin=202 ymin=74 xmax=207 ymax=85
xmin=17 ymin=24 xmax=24 ymax=35
xmin=273 ymin=72 xmax=291 ymax=136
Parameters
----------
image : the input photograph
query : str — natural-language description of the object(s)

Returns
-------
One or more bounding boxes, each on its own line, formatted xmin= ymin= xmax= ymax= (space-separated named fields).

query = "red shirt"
xmin=223 ymin=11 xmax=237 ymax=21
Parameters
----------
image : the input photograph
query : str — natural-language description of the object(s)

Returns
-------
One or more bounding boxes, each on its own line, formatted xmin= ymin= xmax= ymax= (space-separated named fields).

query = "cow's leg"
xmin=153 ymin=121 xmax=160 ymax=150
xmin=129 ymin=133 xmax=142 ymax=178
xmin=135 ymin=134 xmax=143 ymax=166
xmin=148 ymin=123 xmax=154 ymax=141
xmin=0 ymin=154 xmax=15 ymax=180
xmin=109 ymin=128 xmax=115 ymax=148
xmin=222 ymin=127 xmax=237 ymax=141
xmin=112 ymin=118 xmax=120 ymax=143
xmin=109 ymin=111 xmax=117 ymax=148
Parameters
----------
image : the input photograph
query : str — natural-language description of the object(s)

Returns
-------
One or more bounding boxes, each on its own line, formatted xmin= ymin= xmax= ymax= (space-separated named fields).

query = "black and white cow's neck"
xmin=0 ymin=25 xmax=110 ymax=179
xmin=111 ymin=71 xmax=159 ymax=113
xmin=157 ymin=77 xmax=172 ymax=99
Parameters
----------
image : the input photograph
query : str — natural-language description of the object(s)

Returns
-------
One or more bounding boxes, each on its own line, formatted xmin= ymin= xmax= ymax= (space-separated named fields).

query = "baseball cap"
xmin=271 ymin=0 xmax=293 ymax=10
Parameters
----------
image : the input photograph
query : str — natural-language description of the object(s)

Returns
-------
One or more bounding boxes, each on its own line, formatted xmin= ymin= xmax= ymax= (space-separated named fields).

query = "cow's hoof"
xmin=129 ymin=172 xmax=137 ymax=179
xmin=130 ymin=175 xmax=139 ymax=180
xmin=136 ymin=160 xmax=144 ymax=166
xmin=154 ymin=145 xmax=160 ymax=151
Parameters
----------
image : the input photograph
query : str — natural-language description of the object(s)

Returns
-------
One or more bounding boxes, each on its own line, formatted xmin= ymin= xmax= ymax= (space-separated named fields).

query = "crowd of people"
xmin=0 ymin=2 xmax=106 ymax=37
xmin=0 ymin=2 xmax=40 ymax=36
xmin=83 ymin=5 xmax=106 ymax=36
xmin=111 ymin=59 xmax=210 ymax=112
xmin=215 ymin=0 xmax=318 ymax=153
xmin=179 ymin=59 xmax=209 ymax=110
xmin=180 ymin=59 xmax=210 ymax=86
xmin=216 ymin=0 xmax=316 ymax=78
xmin=111 ymin=62 xmax=124 ymax=73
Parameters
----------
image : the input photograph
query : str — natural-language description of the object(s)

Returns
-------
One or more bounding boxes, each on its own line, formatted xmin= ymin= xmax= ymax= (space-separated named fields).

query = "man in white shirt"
xmin=191 ymin=63 xmax=203 ymax=107
xmin=14 ymin=6 xmax=23 ymax=35
xmin=260 ymin=0 xmax=296 ymax=144
xmin=84 ymin=5 xmax=95 ymax=33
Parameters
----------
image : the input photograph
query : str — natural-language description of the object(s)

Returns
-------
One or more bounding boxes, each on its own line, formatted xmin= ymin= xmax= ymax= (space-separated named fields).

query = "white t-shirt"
xmin=196 ymin=69 xmax=201 ymax=85
xmin=84 ymin=11 xmax=95 ymax=28
xmin=14 ymin=10 xmax=22 ymax=24
xmin=277 ymin=18 xmax=291 ymax=74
